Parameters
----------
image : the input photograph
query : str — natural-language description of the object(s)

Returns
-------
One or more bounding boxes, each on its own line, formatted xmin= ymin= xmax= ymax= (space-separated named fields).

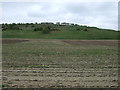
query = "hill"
xmin=2 ymin=22 xmax=119 ymax=40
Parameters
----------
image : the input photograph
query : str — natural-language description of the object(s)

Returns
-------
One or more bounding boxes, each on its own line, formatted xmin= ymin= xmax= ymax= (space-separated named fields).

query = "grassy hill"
xmin=2 ymin=23 xmax=119 ymax=40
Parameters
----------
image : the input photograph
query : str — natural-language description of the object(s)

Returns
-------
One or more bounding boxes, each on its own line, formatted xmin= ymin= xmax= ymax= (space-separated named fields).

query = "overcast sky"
xmin=1 ymin=1 xmax=118 ymax=30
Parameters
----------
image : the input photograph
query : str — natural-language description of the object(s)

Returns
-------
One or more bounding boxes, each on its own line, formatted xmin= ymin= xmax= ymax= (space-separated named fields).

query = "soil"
xmin=63 ymin=40 xmax=118 ymax=46
xmin=2 ymin=68 xmax=118 ymax=88
xmin=2 ymin=39 xmax=29 ymax=44
xmin=1 ymin=39 xmax=118 ymax=46
xmin=2 ymin=39 xmax=118 ymax=88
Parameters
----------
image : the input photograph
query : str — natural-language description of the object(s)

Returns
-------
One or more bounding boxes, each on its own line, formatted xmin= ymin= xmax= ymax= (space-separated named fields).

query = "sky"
xmin=0 ymin=0 xmax=118 ymax=30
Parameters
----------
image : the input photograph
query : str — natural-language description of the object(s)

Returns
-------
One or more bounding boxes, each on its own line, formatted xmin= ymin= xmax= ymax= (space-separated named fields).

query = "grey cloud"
xmin=2 ymin=2 xmax=118 ymax=30
xmin=64 ymin=2 xmax=118 ymax=30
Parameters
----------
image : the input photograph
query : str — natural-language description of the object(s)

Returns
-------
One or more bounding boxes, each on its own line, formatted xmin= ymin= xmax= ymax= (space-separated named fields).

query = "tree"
xmin=2 ymin=24 xmax=8 ymax=31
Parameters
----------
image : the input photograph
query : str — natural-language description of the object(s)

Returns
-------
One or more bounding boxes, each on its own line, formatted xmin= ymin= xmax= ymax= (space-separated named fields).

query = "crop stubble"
xmin=2 ymin=39 xmax=118 ymax=88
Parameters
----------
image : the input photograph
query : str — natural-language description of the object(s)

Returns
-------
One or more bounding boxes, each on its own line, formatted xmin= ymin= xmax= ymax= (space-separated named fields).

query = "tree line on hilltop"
xmin=1 ymin=22 xmax=94 ymax=34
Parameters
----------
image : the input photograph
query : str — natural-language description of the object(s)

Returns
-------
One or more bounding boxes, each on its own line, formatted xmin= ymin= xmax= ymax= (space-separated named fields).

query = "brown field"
xmin=2 ymin=39 xmax=118 ymax=46
xmin=63 ymin=40 xmax=118 ymax=46
xmin=2 ymin=39 xmax=118 ymax=88
xmin=2 ymin=39 xmax=29 ymax=44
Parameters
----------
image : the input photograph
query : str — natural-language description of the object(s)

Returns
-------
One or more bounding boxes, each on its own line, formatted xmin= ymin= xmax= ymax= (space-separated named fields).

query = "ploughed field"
xmin=2 ymin=39 xmax=118 ymax=88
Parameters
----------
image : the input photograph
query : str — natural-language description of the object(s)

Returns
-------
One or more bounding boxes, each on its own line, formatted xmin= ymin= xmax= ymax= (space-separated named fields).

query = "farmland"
xmin=2 ymin=39 xmax=118 ymax=88
xmin=1 ymin=23 xmax=119 ymax=88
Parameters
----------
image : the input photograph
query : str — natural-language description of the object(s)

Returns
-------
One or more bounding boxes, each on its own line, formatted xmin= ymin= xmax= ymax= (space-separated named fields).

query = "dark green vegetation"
xmin=2 ymin=22 xmax=119 ymax=40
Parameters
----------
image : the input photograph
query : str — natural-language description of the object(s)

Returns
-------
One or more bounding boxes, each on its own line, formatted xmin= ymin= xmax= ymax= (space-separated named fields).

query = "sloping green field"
xmin=2 ymin=24 xmax=119 ymax=40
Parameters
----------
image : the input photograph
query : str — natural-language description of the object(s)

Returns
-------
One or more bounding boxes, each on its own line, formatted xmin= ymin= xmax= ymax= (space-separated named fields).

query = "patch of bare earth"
xmin=2 ymin=68 xmax=118 ymax=88
xmin=63 ymin=40 xmax=118 ymax=46
xmin=2 ymin=39 xmax=29 ymax=44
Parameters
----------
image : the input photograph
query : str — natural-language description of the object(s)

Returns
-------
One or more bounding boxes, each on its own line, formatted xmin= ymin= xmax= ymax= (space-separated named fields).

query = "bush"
xmin=2 ymin=25 xmax=8 ymax=31
xmin=77 ymin=28 xmax=80 ymax=31
xmin=34 ymin=27 xmax=43 ymax=31
xmin=31 ymin=25 xmax=34 ymax=27
xmin=42 ymin=26 xmax=51 ymax=34
xmin=8 ymin=24 xmax=20 ymax=30
xmin=84 ymin=29 xmax=88 ymax=31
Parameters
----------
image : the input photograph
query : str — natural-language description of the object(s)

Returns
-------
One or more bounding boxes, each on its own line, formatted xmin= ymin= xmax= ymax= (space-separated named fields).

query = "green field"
xmin=2 ymin=24 xmax=119 ymax=40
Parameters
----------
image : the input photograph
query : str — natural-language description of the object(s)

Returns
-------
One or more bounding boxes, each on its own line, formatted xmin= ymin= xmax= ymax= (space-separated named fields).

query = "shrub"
xmin=2 ymin=25 xmax=8 ymax=31
xmin=34 ymin=27 xmax=43 ymax=31
xmin=42 ymin=26 xmax=51 ymax=34
xmin=84 ymin=29 xmax=88 ymax=31
xmin=8 ymin=24 xmax=20 ymax=30
xmin=31 ymin=25 xmax=34 ymax=27
xmin=77 ymin=28 xmax=80 ymax=31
